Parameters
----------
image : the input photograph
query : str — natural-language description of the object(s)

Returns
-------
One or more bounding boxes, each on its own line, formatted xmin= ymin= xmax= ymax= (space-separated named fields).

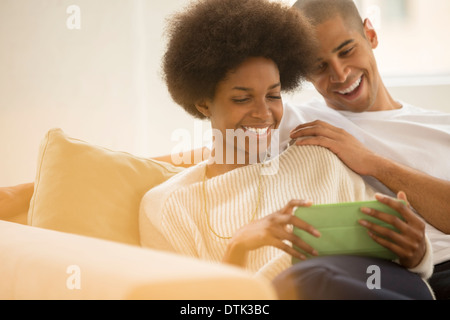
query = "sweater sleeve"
xmin=139 ymin=164 xmax=205 ymax=256
xmin=139 ymin=186 xmax=177 ymax=252
xmin=140 ymin=186 xmax=202 ymax=258
xmin=403 ymin=234 xmax=434 ymax=280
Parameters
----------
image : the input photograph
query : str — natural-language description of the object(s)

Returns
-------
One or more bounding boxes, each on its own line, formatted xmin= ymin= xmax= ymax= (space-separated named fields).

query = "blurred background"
xmin=1 ymin=0 xmax=449 ymax=186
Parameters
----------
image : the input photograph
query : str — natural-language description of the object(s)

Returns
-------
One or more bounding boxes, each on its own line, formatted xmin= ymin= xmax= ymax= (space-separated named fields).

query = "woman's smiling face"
xmin=196 ymin=57 xmax=284 ymax=164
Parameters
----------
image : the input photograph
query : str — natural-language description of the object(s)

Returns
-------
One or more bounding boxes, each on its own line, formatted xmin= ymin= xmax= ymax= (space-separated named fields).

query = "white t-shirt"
xmin=277 ymin=98 xmax=450 ymax=265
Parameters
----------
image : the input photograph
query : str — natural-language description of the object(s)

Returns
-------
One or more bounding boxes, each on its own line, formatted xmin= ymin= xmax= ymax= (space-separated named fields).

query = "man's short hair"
xmin=293 ymin=0 xmax=365 ymax=35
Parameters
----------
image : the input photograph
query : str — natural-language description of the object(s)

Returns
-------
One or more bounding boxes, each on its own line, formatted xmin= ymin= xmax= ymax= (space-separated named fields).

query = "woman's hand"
xmin=222 ymin=199 xmax=321 ymax=267
xmin=359 ymin=192 xmax=427 ymax=269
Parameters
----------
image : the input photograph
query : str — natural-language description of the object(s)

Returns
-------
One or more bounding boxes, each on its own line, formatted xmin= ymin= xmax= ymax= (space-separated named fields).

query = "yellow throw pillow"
xmin=28 ymin=128 xmax=184 ymax=246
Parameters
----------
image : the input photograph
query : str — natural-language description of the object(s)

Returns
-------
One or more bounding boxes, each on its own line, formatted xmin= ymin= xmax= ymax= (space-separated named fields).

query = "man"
xmin=289 ymin=0 xmax=450 ymax=234
xmin=2 ymin=0 xmax=449 ymax=299
xmin=274 ymin=0 xmax=449 ymax=299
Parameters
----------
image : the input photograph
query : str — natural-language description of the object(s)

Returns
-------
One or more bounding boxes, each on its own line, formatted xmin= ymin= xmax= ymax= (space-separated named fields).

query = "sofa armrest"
xmin=0 ymin=221 xmax=276 ymax=300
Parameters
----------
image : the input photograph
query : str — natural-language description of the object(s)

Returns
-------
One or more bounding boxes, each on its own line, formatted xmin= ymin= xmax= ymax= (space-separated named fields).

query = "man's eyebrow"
xmin=232 ymin=82 xmax=281 ymax=91
xmin=332 ymin=39 xmax=354 ymax=53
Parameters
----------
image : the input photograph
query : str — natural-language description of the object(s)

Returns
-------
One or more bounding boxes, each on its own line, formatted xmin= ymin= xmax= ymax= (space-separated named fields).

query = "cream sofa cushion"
xmin=28 ymin=128 xmax=183 ymax=246
xmin=0 ymin=220 xmax=276 ymax=300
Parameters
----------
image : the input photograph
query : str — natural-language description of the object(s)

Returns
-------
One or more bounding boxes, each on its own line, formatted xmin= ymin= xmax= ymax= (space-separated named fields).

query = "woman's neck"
xmin=205 ymin=162 xmax=245 ymax=179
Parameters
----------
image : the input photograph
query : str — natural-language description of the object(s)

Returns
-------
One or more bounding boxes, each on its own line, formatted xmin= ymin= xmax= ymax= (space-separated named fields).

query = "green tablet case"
xmin=292 ymin=200 xmax=405 ymax=264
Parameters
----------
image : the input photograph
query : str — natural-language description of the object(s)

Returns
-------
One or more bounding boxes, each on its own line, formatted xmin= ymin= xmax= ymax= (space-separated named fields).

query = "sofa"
xmin=0 ymin=128 xmax=277 ymax=300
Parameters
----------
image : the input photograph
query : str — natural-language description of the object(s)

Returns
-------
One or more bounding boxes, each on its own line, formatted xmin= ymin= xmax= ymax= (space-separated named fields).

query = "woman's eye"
xmin=232 ymin=98 xmax=249 ymax=104
xmin=314 ymin=63 xmax=326 ymax=73
xmin=268 ymin=95 xmax=281 ymax=100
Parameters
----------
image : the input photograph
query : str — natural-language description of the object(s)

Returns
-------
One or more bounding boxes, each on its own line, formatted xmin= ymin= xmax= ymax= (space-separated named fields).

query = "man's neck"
xmin=369 ymin=82 xmax=403 ymax=112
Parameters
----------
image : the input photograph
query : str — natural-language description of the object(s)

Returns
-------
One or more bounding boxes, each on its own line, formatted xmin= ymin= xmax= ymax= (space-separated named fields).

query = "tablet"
xmin=292 ymin=200 xmax=405 ymax=264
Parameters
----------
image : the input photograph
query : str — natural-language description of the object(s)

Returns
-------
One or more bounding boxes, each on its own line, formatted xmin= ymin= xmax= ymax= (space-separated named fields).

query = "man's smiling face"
xmin=308 ymin=15 xmax=384 ymax=112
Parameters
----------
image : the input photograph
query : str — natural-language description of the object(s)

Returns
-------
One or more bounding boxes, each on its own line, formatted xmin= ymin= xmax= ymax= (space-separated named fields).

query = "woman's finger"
xmin=272 ymin=226 xmax=319 ymax=257
xmin=280 ymin=199 xmax=313 ymax=214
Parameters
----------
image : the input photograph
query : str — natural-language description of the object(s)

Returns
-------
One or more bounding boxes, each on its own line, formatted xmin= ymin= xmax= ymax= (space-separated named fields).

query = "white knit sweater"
xmin=139 ymin=145 xmax=433 ymax=281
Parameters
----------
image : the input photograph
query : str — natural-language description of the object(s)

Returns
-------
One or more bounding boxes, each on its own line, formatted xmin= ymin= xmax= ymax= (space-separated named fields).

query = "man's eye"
xmin=341 ymin=47 xmax=354 ymax=56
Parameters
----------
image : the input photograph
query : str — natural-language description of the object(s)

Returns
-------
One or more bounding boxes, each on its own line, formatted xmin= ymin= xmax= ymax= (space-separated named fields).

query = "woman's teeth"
xmin=338 ymin=76 xmax=362 ymax=95
xmin=243 ymin=126 xmax=270 ymax=135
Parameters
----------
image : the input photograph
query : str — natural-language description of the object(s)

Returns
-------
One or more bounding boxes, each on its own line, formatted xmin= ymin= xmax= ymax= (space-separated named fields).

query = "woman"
xmin=139 ymin=0 xmax=433 ymax=299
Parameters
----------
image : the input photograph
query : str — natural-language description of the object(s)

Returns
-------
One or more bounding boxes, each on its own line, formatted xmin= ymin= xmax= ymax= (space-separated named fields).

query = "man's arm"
xmin=152 ymin=147 xmax=210 ymax=168
xmin=0 ymin=183 xmax=34 ymax=224
xmin=369 ymin=155 xmax=450 ymax=234
xmin=291 ymin=120 xmax=450 ymax=234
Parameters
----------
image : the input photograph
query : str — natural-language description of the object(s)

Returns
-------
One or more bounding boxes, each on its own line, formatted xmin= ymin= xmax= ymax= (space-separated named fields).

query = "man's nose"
xmin=329 ymin=60 xmax=350 ymax=83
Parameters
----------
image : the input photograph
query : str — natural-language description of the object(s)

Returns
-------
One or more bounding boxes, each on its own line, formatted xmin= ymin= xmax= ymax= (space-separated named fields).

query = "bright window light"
xmin=355 ymin=0 xmax=450 ymax=80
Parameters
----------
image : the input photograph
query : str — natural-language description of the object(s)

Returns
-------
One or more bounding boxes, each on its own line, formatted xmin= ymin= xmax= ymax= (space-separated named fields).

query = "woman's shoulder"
xmin=140 ymin=163 xmax=206 ymax=224
xmin=278 ymin=144 xmax=344 ymax=171
xmin=142 ymin=163 xmax=205 ymax=201
xmin=275 ymin=144 xmax=369 ymax=185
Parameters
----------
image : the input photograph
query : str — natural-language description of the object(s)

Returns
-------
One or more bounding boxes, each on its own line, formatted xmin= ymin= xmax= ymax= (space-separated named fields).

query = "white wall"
xmin=1 ymin=0 xmax=449 ymax=187
xmin=0 ymin=0 xmax=195 ymax=186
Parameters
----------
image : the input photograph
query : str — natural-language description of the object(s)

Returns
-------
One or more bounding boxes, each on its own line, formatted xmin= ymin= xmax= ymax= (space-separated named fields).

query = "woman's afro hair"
xmin=162 ymin=0 xmax=318 ymax=119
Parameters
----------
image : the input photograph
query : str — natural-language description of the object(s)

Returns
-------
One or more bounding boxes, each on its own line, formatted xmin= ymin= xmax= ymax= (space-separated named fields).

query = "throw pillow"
xmin=28 ymin=128 xmax=183 ymax=246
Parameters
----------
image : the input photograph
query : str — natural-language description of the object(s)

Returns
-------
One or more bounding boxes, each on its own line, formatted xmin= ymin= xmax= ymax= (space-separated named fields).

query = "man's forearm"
xmin=371 ymin=155 xmax=450 ymax=234
xmin=152 ymin=147 xmax=210 ymax=168
xmin=0 ymin=182 xmax=34 ymax=224
xmin=289 ymin=120 xmax=450 ymax=233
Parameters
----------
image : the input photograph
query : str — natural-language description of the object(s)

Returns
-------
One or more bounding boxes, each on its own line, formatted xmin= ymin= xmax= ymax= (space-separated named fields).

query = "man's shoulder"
xmin=400 ymin=100 xmax=448 ymax=115
xmin=284 ymin=97 xmax=328 ymax=111
xmin=283 ymin=98 xmax=352 ymax=127
xmin=283 ymin=98 xmax=333 ymax=120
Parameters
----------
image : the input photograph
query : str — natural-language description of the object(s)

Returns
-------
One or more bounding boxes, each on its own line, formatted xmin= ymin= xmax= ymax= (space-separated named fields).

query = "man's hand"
xmin=290 ymin=120 xmax=381 ymax=176
xmin=290 ymin=120 xmax=450 ymax=234
xmin=359 ymin=192 xmax=427 ymax=269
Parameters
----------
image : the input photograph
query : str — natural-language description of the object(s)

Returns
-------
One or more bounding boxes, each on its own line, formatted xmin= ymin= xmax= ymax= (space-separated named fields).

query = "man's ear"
xmin=363 ymin=18 xmax=379 ymax=49
xmin=195 ymin=99 xmax=212 ymax=118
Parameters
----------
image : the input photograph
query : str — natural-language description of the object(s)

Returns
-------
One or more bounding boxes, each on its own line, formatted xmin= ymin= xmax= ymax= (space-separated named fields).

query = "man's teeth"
xmin=338 ymin=77 xmax=362 ymax=95
xmin=244 ymin=126 xmax=270 ymax=135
